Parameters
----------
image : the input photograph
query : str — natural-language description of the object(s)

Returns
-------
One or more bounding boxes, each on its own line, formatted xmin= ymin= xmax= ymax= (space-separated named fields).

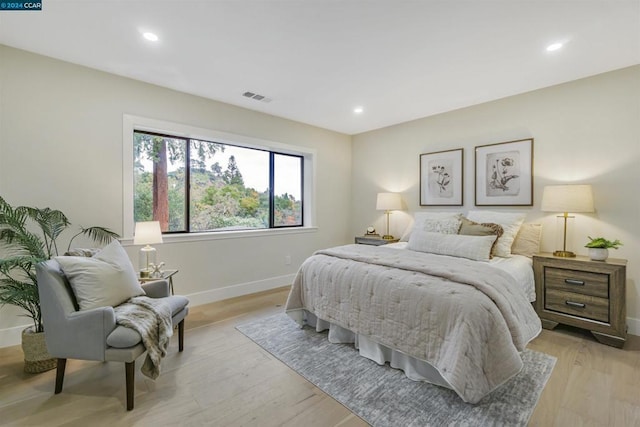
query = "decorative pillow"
xmin=408 ymin=229 xmax=497 ymax=262
xmin=458 ymin=217 xmax=504 ymax=258
xmin=55 ymin=240 xmax=145 ymax=311
xmin=63 ymin=248 xmax=101 ymax=257
xmin=400 ymin=212 xmax=463 ymax=241
xmin=511 ymin=223 xmax=542 ymax=257
xmin=420 ymin=218 xmax=462 ymax=234
xmin=466 ymin=211 xmax=525 ymax=257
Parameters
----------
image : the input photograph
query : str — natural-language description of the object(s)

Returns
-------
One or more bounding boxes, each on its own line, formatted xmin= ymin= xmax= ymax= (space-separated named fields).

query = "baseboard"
xmin=627 ymin=316 xmax=640 ymax=336
xmin=185 ymin=273 xmax=296 ymax=307
xmin=0 ymin=274 xmax=295 ymax=349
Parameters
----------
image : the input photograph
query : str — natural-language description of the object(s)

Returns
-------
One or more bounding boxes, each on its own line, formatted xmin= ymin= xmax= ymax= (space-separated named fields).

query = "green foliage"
xmin=0 ymin=196 xmax=120 ymax=332
xmin=584 ymin=236 xmax=623 ymax=249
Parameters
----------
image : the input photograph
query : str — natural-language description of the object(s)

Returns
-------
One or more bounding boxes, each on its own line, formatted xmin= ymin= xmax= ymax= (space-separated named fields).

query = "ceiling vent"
xmin=242 ymin=91 xmax=272 ymax=103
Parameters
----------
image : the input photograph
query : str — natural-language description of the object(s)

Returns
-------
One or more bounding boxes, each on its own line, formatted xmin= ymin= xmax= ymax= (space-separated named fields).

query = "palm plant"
xmin=0 ymin=196 xmax=120 ymax=332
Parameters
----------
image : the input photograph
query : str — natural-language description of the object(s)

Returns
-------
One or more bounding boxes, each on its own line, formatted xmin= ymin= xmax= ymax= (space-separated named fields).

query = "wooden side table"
xmin=139 ymin=269 xmax=179 ymax=295
xmin=533 ymin=253 xmax=627 ymax=348
xmin=355 ymin=236 xmax=400 ymax=246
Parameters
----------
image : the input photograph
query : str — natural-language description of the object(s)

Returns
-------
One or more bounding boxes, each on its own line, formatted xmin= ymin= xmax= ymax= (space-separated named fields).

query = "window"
xmin=133 ymin=130 xmax=303 ymax=233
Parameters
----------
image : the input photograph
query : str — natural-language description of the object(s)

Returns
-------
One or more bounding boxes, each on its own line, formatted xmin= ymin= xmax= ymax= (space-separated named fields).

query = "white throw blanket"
xmin=286 ymin=244 xmax=542 ymax=403
xmin=114 ymin=296 xmax=173 ymax=379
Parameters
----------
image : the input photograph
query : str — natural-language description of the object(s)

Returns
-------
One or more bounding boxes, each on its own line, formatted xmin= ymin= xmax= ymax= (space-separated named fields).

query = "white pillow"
xmin=408 ymin=230 xmax=497 ymax=262
xmin=55 ymin=240 xmax=145 ymax=311
xmin=400 ymin=212 xmax=463 ymax=241
xmin=511 ymin=223 xmax=542 ymax=257
xmin=466 ymin=211 xmax=526 ymax=257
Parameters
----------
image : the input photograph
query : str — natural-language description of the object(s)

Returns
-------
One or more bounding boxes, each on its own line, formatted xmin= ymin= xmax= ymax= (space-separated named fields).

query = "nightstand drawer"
xmin=544 ymin=267 xmax=608 ymax=298
xmin=545 ymin=289 xmax=609 ymax=323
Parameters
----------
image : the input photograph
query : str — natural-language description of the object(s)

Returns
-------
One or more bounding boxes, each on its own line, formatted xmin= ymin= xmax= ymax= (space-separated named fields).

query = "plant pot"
xmin=589 ymin=248 xmax=609 ymax=261
xmin=21 ymin=328 xmax=56 ymax=373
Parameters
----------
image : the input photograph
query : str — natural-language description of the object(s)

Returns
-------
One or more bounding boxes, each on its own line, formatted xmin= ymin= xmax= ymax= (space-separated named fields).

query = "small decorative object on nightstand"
xmin=533 ymin=253 xmax=627 ymax=348
xmin=355 ymin=236 xmax=399 ymax=246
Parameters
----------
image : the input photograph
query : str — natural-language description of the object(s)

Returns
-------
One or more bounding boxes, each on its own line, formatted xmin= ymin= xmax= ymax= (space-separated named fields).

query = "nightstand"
xmin=139 ymin=269 xmax=179 ymax=295
xmin=533 ymin=253 xmax=627 ymax=348
xmin=354 ymin=236 xmax=400 ymax=246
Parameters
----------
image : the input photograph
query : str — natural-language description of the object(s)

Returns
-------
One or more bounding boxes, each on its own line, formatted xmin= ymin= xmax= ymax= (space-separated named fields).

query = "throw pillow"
xmin=511 ymin=223 xmax=543 ymax=257
xmin=408 ymin=229 xmax=497 ymax=262
xmin=55 ymin=240 xmax=145 ymax=311
xmin=466 ymin=211 xmax=526 ymax=257
xmin=401 ymin=212 xmax=463 ymax=241
xmin=458 ymin=217 xmax=504 ymax=258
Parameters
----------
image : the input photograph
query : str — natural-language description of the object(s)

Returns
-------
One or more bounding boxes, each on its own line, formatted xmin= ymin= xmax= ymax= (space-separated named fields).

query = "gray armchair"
xmin=35 ymin=259 xmax=189 ymax=410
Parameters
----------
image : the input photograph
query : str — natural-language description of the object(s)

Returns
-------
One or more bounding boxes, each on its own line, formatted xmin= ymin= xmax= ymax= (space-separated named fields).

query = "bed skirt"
xmin=297 ymin=310 xmax=453 ymax=390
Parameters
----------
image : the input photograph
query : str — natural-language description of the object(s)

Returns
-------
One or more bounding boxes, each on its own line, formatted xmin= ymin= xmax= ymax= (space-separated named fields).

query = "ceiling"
xmin=1 ymin=1 xmax=639 ymax=135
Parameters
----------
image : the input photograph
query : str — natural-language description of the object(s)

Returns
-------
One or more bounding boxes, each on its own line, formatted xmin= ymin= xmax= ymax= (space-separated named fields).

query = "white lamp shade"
xmin=541 ymin=185 xmax=594 ymax=213
xmin=133 ymin=221 xmax=163 ymax=245
xmin=376 ymin=193 xmax=403 ymax=211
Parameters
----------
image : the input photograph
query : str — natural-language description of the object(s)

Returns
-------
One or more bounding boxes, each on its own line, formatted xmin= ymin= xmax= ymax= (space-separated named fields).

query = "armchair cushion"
xmin=55 ymin=241 xmax=144 ymax=311
xmin=106 ymin=295 xmax=189 ymax=348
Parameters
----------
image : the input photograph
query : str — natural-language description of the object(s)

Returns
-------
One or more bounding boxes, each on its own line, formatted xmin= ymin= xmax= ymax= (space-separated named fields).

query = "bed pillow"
xmin=466 ymin=211 xmax=525 ymax=257
xmin=55 ymin=240 xmax=145 ymax=311
xmin=511 ymin=223 xmax=542 ymax=257
xmin=408 ymin=229 xmax=497 ymax=262
xmin=400 ymin=212 xmax=463 ymax=241
xmin=458 ymin=217 xmax=504 ymax=258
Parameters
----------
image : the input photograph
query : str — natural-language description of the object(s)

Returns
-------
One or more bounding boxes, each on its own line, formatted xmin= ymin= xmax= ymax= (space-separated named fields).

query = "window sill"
xmin=120 ymin=226 xmax=318 ymax=246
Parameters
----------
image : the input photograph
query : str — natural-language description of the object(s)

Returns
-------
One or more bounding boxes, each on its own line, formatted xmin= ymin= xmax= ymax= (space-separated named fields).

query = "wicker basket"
xmin=21 ymin=328 xmax=56 ymax=373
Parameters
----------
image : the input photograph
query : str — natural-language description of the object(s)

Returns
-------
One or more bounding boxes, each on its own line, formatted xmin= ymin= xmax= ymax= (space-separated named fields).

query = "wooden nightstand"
xmin=533 ymin=253 xmax=627 ymax=348
xmin=354 ymin=236 xmax=400 ymax=246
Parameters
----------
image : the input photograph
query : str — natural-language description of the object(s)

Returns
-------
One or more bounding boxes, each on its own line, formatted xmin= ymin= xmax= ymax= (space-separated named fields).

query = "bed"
xmin=285 ymin=212 xmax=543 ymax=404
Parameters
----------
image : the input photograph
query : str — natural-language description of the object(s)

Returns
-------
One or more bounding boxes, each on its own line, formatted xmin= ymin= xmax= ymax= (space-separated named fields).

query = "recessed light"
xmin=546 ymin=42 xmax=563 ymax=52
xmin=143 ymin=32 xmax=159 ymax=42
xmin=354 ymin=107 xmax=364 ymax=114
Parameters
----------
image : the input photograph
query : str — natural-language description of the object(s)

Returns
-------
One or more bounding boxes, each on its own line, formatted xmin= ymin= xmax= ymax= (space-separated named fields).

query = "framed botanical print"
xmin=474 ymin=138 xmax=533 ymax=206
xmin=420 ymin=148 xmax=463 ymax=206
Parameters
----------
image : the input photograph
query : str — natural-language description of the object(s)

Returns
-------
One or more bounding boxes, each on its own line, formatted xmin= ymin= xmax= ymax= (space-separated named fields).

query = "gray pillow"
xmin=55 ymin=240 xmax=145 ymax=310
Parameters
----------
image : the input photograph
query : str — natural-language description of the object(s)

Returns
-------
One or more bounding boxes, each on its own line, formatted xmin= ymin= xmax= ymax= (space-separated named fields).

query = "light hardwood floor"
xmin=1 ymin=286 xmax=639 ymax=426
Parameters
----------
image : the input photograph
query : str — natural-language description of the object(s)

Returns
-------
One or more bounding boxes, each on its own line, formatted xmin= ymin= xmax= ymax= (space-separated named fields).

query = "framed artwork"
xmin=474 ymin=138 xmax=533 ymax=206
xmin=420 ymin=148 xmax=463 ymax=206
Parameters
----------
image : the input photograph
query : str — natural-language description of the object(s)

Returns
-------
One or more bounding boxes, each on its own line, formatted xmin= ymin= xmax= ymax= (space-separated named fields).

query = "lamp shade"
xmin=541 ymin=184 xmax=594 ymax=213
xmin=133 ymin=221 xmax=163 ymax=245
xmin=376 ymin=193 xmax=402 ymax=211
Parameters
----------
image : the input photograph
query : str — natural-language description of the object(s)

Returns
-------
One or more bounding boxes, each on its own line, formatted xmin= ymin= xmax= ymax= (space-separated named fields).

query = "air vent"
xmin=242 ymin=91 xmax=272 ymax=103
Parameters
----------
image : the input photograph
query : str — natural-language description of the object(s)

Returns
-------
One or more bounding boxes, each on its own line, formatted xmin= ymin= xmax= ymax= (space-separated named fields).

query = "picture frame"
xmin=474 ymin=138 xmax=533 ymax=206
xmin=420 ymin=148 xmax=463 ymax=206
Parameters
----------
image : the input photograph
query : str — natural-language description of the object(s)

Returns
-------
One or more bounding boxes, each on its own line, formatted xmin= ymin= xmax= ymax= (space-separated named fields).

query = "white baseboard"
xmin=0 ymin=274 xmax=295 ymax=349
xmin=184 ymin=274 xmax=295 ymax=307
xmin=627 ymin=316 xmax=640 ymax=336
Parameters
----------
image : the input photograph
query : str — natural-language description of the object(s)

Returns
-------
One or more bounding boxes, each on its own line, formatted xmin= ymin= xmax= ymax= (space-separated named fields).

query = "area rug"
xmin=237 ymin=313 xmax=556 ymax=427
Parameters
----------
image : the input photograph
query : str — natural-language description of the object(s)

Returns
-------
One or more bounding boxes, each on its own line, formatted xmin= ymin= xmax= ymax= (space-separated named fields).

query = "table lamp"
xmin=133 ymin=221 xmax=163 ymax=276
xmin=541 ymin=184 xmax=594 ymax=257
xmin=376 ymin=192 xmax=403 ymax=240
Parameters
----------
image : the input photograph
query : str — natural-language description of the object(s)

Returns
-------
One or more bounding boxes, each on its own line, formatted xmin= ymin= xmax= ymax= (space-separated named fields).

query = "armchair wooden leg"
xmin=125 ymin=361 xmax=135 ymax=411
xmin=54 ymin=358 xmax=66 ymax=394
xmin=178 ymin=319 xmax=185 ymax=352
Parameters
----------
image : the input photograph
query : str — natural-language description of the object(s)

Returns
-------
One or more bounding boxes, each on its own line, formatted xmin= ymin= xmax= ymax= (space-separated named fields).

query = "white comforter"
xmin=285 ymin=244 xmax=542 ymax=403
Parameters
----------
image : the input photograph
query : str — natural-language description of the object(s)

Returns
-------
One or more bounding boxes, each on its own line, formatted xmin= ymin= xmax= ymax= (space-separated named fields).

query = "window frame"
xmin=123 ymin=115 xmax=316 ymax=242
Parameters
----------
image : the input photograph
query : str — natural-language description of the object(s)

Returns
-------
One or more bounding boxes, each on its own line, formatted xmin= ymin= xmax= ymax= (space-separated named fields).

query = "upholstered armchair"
xmin=36 ymin=258 xmax=189 ymax=410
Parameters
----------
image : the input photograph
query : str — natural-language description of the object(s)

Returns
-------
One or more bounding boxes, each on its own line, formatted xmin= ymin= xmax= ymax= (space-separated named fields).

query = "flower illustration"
xmin=432 ymin=165 xmax=451 ymax=193
xmin=489 ymin=157 xmax=518 ymax=191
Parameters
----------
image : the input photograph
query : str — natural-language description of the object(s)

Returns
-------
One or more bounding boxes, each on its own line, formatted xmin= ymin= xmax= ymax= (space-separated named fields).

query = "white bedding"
xmin=387 ymin=242 xmax=536 ymax=302
xmin=286 ymin=244 xmax=542 ymax=403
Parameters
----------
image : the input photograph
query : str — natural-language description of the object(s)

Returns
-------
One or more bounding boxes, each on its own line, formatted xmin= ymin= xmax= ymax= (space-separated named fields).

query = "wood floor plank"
xmin=1 ymin=285 xmax=639 ymax=426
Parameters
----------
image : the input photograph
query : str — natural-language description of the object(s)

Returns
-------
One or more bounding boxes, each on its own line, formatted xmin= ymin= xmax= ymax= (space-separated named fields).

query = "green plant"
xmin=0 ymin=196 xmax=119 ymax=332
xmin=584 ymin=236 xmax=623 ymax=250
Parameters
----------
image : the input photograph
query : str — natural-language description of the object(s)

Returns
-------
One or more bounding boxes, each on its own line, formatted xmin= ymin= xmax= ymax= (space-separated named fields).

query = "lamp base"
xmin=382 ymin=235 xmax=395 ymax=240
xmin=553 ymin=250 xmax=576 ymax=258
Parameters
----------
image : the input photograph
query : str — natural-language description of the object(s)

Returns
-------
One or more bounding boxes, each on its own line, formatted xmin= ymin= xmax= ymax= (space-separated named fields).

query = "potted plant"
xmin=584 ymin=236 xmax=623 ymax=261
xmin=0 ymin=196 xmax=119 ymax=373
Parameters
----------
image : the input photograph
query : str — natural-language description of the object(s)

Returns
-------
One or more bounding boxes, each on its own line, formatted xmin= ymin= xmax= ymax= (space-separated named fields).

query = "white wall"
xmin=0 ymin=45 xmax=352 ymax=346
xmin=352 ymin=65 xmax=640 ymax=334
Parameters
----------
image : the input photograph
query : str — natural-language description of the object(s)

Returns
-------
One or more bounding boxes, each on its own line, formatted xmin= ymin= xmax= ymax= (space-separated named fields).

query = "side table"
xmin=354 ymin=236 xmax=400 ymax=246
xmin=139 ymin=269 xmax=179 ymax=295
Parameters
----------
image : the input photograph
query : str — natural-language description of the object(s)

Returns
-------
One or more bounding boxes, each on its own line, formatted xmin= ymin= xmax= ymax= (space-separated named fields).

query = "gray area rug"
xmin=237 ymin=313 xmax=556 ymax=427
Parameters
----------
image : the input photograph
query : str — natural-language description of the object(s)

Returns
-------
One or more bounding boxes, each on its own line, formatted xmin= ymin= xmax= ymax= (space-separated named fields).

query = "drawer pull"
xmin=565 ymin=279 xmax=585 ymax=286
xmin=565 ymin=301 xmax=586 ymax=308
